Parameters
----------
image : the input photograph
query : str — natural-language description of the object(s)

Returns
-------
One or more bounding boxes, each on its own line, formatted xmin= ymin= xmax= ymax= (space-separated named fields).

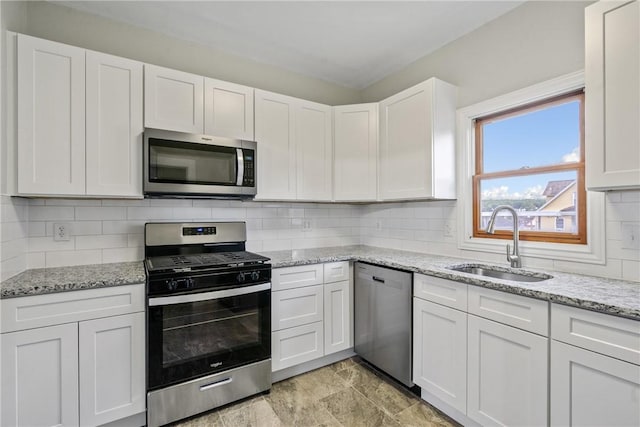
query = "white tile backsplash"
xmin=0 ymin=191 xmax=638 ymax=283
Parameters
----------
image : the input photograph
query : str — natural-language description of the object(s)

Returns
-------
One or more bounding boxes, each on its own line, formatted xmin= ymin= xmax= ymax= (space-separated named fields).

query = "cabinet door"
xmin=79 ymin=312 xmax=145 ymax=427
xmin=272 ymin=285 xmax=324 ymax=331
xmin=144 ymin=64 xmax=204 ymax=133
xmin=86 ymin=51 xmax=143 ymax=197
xmin=17 ymin=34 xmax=85 ymax=196
xmin=379 ymin=78 xmax=456 ymax=200
xmin=413 ymin=298 xmax=467 ymax=414
xmin=324 ymin=280 xmax=352 ymax=355
xmin=467 ymin=315 xmax=548 ymax=427
xmin=204 ymin=78 xmax=254 ymax=140
xmin=551 ymin=340 xmax=640 ymax=426
xmin=254 ymin=90 xmax=297 ymax=200
xmin=586 ymin=1 xmax=640 ymax=190
xmin=333 ymin=104 xmax=378 ymax=201
xmin=272 ymin=322 xmax=324 ymax=371
xmin=296 ymin=100 xmax=332 ymax=201
xmin=1 ymin=323 xmax=79 ymax=427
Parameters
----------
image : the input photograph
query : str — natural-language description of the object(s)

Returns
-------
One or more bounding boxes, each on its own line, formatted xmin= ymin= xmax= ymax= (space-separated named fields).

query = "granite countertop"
xmin=0 ymin=261 xmax=146 ymax=298
xmin=2 ymin=245 xmax=638 ymax=321
xmin=261 ymin=245 xmax=640 ymax=321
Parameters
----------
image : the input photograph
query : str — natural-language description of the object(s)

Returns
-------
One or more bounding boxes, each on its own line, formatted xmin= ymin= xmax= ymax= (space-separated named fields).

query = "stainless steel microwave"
xmin=143 ymin=129 xmax=256 ymax=198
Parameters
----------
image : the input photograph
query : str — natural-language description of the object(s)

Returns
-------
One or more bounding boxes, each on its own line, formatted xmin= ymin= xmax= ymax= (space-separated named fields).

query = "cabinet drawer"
xmin=272 ymin=264 xmax=323 ymax=291
xmin=552 ymin=304 xmax=640 ymax=365
xmin=272 ymin=322 xmax=324 ymax=371
xmin=414 ymin=273 xmax=467 ymax=311
xmin=1 ymin=284 xmax=145 ymax=333
xmin=272 ymin=285 xmax=323 ymax=331
xmin=323 ymin=261 xmax=350 ymax=283
xmin=468 ymin=286 xmax=548 ymax=336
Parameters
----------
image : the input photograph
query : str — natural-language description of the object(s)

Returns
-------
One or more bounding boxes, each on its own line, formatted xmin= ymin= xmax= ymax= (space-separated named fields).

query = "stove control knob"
xmin=251 ymin=271 xmax=260 ymax=281
xmin=167 ymin=279 xmax=177 ymax=291
xmin=186 ymin=278 xmax=195 ymax=289
xmin=236 ymin=272 xmax=246 ymax=283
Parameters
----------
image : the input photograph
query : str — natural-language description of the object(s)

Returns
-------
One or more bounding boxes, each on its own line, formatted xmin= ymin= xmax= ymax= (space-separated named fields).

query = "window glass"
xmin=482 ymin=101 xmax=581 ymax=173
xmin=473 ymin=91 xmax=586 ymax=244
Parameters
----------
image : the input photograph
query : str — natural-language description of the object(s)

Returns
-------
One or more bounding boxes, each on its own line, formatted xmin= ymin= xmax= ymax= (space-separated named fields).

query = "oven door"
xmin=147 ymin=283 xmax=271 ymax=390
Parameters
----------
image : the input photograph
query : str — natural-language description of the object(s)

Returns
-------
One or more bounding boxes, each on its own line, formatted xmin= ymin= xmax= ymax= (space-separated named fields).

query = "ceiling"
xmin=54 ymin=1 xmax=525 ymax=89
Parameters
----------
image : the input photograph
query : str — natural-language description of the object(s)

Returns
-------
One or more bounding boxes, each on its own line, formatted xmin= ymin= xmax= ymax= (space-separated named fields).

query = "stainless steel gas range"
xmin=144 ymin=222 xmax=271 ymax=427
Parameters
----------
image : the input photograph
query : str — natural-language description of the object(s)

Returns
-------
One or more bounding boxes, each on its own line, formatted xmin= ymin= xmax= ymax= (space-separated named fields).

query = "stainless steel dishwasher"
xmin=354 ymin=262 xmax=413 ymax=387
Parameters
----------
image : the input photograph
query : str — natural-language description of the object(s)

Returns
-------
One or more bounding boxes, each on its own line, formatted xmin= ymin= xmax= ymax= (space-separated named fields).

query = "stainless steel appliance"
xmin=143 ymin=128 xmax=256 ymax=198
xmin=354 ymin=262 xmax=413 ymax=387
xmin=144 ymin=222 xmax=271 ymax=427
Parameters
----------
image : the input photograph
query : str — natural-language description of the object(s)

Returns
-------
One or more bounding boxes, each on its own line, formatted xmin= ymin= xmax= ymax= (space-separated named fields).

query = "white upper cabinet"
xmin=16 ymin=34 xmax=143 ymax=198
xmin=144 ymin=64 xmax=204 ymax=134
xmin=379 ymin=78 xmax=457 ymax=201
xmin=255 ymin=90 xmax=297 ymax=200
xmin=296 ymin=100 xmax=332 ymax=201
xmin=204 ymin=78 xmax=254 ymax=140
xmin=144 ymin=64 xmax=255 ymax=140
xmin=585 ymin=1 xmax=640 ymax=190
xmin=333 ymin=104 xmax=378 ymax=201
xmin=86 ymin=51 xmax=143 ymax=197
xmin=17 ymin=34 xmax=86 ymax=196
xmin=255 ymin=90 xmax=332 ymax=201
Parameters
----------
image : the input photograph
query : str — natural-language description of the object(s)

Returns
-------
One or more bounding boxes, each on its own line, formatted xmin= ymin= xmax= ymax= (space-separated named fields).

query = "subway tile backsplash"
xmin=1 ymin=192 xmax=638 ymax=283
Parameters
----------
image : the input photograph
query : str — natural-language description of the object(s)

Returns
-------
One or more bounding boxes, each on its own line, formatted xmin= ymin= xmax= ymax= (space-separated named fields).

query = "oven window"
xmin=161 ymin=294 xmax=261 ymax=366
xmin=149 ymin=139 xmax=237 ymax=185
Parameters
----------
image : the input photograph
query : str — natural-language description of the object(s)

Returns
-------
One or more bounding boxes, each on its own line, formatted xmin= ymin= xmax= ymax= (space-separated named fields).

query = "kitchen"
xmin=0 ymin=1 xmax=638 ymax=426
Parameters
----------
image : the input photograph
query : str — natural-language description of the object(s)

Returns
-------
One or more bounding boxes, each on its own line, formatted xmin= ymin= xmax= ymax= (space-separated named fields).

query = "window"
xmin=473 ymin=90 xmax=586 ymax=244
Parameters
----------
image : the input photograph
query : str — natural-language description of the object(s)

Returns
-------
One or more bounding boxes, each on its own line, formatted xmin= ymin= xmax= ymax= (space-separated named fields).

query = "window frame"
xmin=472 ymin=90 xmax=587 ymax=245
xmin=455 ymin=71 xmax=606 ymax=265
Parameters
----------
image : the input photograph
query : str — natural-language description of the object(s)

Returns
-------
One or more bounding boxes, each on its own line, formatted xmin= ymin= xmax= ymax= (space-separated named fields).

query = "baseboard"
xmin=420 ymin=389 xmax=479 ymax=427
xmin=271 ymin=348 xmax=356 ymax=383
xmin=100 ymin=411 xmax=146 ymax=427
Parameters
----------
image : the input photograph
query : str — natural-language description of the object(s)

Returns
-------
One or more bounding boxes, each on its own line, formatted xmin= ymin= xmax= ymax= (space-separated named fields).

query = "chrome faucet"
xmin=486 ymin=205 xmax=522 ymax=268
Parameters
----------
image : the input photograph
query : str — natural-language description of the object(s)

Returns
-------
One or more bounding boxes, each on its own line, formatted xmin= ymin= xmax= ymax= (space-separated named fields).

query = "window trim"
xmin=456 ymin=71 xmax=606 ymax=265
xmin=472 ymin=90 xmax=587 ymax=245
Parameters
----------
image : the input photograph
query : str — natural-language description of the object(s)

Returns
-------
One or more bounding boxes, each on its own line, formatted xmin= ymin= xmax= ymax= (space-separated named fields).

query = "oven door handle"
xmin=148 ymin=282 xmax=271 ymax=306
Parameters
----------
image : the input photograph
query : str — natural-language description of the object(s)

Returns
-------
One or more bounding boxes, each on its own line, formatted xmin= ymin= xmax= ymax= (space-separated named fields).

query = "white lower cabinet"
xmin=551 ymin=340 xmax=640 ymax=426
xmin=413 ymin=297 xmax=467 ymax=414
xmin=324 ymin=280 xmax=352 ymax=355
xmin=413 ymin=274 xmax=550 ymax=426
xmin=467 ymin=314 xmax=548 ymax=427
xmin=272 ymin=262 xmax=352 ymax=372
xmin=0 ymin=285 xmax=145 ymax=427
xmin=272 ymin=322 xmax=324 ymax=371
xmin=550 ymin=303 xmax=640 ymax=426
xmin=79 ymin=312 xmax=145 ymax=427
xmin=1 ymin=323 xmax=79 ymax=427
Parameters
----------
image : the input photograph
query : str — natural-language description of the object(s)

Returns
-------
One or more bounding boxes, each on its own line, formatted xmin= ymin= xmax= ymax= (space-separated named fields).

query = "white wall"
xmin=360 ymin=192 xmax=640 ymax=283
xmin=361 ymin=1 xmax=592 ymax=108
xmin=22 ymin=198 xmax=361 ymax=270
xmin=17 ymin=1 xmax=361 ymax=106
xmin=0 ymin=1 xmax=27 ymax=281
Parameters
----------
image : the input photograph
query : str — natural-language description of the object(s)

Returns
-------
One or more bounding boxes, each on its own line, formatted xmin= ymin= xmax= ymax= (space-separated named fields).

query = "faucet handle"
xmin=506 ymin=244 xmax=512 ymax=261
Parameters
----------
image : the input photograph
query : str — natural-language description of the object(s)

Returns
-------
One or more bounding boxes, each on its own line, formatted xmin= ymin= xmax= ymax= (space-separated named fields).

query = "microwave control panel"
xmin=242 ymin=149 xmax=255 ymax=187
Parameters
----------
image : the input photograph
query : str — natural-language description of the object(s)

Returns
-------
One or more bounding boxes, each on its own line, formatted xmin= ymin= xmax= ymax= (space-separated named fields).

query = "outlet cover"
xmin=443 ymin=221 xmax=454 ymax=237
xmin=53 ymin=223 xmax=71 ymax=241
xmin=621 ymin=223 xmax=640 ymax=250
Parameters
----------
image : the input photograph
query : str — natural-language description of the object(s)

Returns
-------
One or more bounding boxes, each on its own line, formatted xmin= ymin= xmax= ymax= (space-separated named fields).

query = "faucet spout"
xmin=486 ymin=205 xmax=522 ymax=268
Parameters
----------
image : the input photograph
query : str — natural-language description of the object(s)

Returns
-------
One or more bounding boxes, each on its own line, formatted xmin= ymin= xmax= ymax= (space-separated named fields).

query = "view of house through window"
xmin=473 ymin=91 xmax=586 ymax=244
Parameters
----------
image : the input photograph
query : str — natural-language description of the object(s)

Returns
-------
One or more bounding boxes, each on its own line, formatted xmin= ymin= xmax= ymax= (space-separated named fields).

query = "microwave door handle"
xmin=236 ymin=148 xmax=244 ymax=186
xmin=148 ymin=282 xmax=271 ymax=306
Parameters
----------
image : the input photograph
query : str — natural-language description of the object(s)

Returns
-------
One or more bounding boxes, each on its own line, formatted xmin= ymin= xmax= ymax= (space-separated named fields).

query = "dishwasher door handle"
xmin=372 ymin=276 xmax=385 ymax=283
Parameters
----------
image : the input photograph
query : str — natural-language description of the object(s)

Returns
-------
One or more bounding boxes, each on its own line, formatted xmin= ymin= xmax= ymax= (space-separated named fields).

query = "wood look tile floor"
xmin=173 ymin=358 xmax=459 ymax=427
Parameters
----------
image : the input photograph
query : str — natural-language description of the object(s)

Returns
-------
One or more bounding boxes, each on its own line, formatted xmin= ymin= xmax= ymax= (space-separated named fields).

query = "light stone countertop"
xmin=2 ymin=245 xmax=638 ymax=321
xmin=0 ymin=261 xmax=146 ymax=298
xmin=261 ymin=245 xmax=640 ymax=321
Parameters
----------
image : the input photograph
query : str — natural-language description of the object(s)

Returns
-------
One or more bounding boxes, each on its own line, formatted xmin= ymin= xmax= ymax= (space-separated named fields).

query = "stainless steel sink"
xmin=448 ymin=265 xmax=552 ymax=282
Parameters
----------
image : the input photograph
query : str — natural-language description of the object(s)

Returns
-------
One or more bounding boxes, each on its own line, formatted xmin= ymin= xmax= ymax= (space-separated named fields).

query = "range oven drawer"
xmin=147 ymin=359 xmax=271 ymax=427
